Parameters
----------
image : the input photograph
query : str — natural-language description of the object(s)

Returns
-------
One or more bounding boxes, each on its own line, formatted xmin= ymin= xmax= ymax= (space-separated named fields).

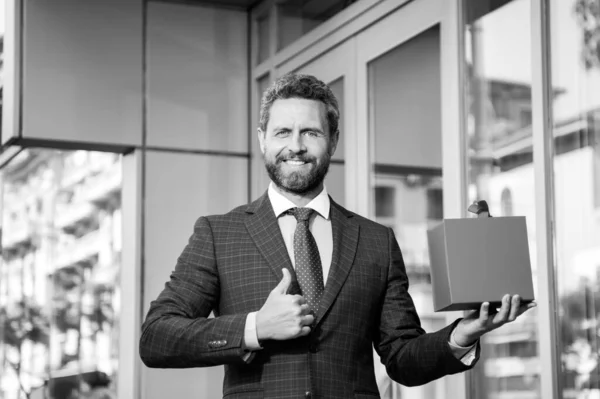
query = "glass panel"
xmin=463 ymin=0 xmax=539 ymax=398
xmin=550 ymin=0 xmax=600 ymax=397
xmin=368 ymin=27 xmax=445 ymax=399
xmin=370 ymin=26 xmax=441 ymax=170
xmin=143 ymin=152 xmax=248 ymax=398
xmin=257 ymin=13 xmax=270 ymax=64
xmin=21 ymin=1 xmax=142 ymax=148
xmin=147 ymin=1 xmax=248 ymax=152
xmin=0 ymin=149 xmax=122 ymax=399
xmin=277 ymin=0 xmax=362 ymax=50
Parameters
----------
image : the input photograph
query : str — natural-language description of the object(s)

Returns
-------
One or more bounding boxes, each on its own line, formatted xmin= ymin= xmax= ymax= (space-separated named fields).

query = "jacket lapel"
xmin=315 ymin=198 xmax=359 ymax=325
xmin=244 ymin=192 xmax=302 ymax=295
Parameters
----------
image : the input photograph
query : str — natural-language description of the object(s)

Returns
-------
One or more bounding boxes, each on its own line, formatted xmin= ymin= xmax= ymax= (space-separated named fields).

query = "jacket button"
xmin=309 ymin=343 xmax=319 ymax=353
xmin=305 ymin=392 xmax=311 ymax=398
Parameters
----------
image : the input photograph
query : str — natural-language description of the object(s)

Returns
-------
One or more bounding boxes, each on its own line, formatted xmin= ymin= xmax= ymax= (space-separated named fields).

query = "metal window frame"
xmin=2 ymin=0 xmax=23 ymax=147
xmin=118 ymin=151 xmax=144 ymax=399
xmin=441 ymin=1 xmax=470 ymax=396
xmin=530 ymin=0 xmax=561 ymax=397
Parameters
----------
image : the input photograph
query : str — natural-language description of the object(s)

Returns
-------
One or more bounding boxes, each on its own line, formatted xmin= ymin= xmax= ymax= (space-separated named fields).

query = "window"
xmin=551 ymin=0 xmax=600 ymax=396
xmin=462 ymin=0 xmax=540 ymax=397
xmin=0 ymin=149 xmax=122 ymax=399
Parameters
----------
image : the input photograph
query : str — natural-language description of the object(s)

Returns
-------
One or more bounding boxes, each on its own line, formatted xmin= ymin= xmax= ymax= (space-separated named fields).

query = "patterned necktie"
xmin=288 ymin=207 xmax=324 ymax=314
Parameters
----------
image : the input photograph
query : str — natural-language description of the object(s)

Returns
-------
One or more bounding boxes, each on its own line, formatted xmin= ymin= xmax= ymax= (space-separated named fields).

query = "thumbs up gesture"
xmin=256 ymin=268 xmax=314 ymax=341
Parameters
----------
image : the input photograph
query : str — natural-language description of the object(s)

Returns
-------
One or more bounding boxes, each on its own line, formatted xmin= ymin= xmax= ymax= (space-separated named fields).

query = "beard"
xmin=264 ymin=152 xmax=331 ymax=195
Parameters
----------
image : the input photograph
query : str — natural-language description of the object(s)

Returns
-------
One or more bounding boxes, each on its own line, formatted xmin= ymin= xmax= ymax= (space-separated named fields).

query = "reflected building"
xmin=0 ymin=150 xmax=122 ymax=399
xmin=467 ymin=66 xmax=600 ymax=399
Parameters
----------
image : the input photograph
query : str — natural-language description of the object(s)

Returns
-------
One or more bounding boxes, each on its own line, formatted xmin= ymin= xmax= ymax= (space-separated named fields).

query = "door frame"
xmin=250 ymin=0 xmax=468 ymax=395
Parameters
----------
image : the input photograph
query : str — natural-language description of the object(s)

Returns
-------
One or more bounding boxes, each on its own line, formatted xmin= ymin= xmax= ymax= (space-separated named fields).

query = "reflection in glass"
xmin=371 ymin=172 xmax=445 ymax=399
xmin=368 ymin=28 xmax=445 ymax=399
xmin=551 ymin=0 xmax=600 ymax=397
xmin=277 ymin=0 xmax=361 ymax=50
xmin=463 ymin=0 xmax=540 ymax=397
xmin=0 ymin=149 xmax=122 ymax=399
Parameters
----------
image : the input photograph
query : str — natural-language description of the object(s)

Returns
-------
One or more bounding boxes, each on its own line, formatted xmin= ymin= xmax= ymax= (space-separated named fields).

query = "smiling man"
xmin=139 ymin=74 xmax=535 ymax=399
xmin=260 ymin=96 xmax=336 ymax=205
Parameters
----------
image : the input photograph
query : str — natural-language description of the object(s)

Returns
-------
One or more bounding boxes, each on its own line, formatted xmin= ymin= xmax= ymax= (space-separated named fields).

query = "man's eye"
xmin=304 ymin=131 xmax=318 ymax=136
xmin=275 ymin=131 xmax=290 ymax=137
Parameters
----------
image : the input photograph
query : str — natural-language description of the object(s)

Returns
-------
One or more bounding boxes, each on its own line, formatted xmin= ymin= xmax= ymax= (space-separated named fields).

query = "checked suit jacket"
xmin=139 ymin=192 xmax=478 ymax=399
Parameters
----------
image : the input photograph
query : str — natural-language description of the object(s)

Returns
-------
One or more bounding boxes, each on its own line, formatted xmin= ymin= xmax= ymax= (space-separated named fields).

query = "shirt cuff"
xmin=244 ymin=312 xmax=263 ymax=351
xmin=448 ymin=327 xmax=478 ymax=366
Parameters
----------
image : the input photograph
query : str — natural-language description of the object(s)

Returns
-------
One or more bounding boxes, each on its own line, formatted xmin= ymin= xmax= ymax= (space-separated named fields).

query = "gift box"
xmin=426 ymin=210 xmax=535 ymax=312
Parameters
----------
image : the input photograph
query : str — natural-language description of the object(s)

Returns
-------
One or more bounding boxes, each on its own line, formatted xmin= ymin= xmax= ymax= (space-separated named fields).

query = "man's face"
xmin=258 ymin=98 xmax=338 ymax=195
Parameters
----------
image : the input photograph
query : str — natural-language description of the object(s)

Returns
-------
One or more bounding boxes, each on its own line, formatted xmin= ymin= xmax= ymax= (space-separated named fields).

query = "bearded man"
xmin=139 ymin=73 xmax=534 ymax=399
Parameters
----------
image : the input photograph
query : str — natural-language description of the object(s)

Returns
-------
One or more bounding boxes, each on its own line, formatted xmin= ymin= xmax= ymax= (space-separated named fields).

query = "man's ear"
xmin=257 ymin=128 xmax=266 ymax=154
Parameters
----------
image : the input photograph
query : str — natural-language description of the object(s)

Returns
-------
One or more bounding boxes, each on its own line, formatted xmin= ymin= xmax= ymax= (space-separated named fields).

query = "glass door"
xmin=355 ymin=0 xmax=449 ymax=397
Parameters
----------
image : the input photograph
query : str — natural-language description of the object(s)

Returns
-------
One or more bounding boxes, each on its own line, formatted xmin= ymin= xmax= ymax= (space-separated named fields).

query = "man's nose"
xmin=287 ymin=132 xmax=306 ymax=153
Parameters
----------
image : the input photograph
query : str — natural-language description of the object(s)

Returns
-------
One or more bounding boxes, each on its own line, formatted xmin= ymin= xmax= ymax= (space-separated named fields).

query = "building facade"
xmin=0 ymin=0 xmax=599 ymax=398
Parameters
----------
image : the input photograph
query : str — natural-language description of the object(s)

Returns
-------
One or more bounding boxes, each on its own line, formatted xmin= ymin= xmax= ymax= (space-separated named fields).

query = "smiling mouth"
xmin=284 ymin=159 xmax=307 ymax=166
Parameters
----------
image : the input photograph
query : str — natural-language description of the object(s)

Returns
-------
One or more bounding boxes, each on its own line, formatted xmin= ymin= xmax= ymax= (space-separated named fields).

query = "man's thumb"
xmin=274 ymin=268 xmax=292 ymax=294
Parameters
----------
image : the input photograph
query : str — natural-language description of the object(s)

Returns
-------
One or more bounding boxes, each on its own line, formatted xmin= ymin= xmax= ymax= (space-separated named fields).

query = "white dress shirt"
xmin=243 ymin=183 xmax=476 ymax=365
xmin=269 ymin=182 xmax=333 ymax=284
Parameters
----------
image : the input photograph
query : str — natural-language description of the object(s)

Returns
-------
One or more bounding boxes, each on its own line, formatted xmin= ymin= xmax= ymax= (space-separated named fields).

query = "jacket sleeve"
xmin=373 ymin=228 xmax=480 ymax=386
xmin=139 ymin=216 xmax=249 ymax=368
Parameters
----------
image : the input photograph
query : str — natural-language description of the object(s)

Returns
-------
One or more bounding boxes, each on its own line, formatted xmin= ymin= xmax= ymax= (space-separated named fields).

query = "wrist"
xmin=255 ymin=311 xmax=269 ymax=341
xmin=452 ymin=323 xmax=478 ymax=348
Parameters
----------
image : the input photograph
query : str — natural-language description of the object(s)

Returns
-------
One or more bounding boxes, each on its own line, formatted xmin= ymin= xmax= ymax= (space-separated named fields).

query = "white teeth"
xmin=286 ymin=160 xmax=305 ymax=165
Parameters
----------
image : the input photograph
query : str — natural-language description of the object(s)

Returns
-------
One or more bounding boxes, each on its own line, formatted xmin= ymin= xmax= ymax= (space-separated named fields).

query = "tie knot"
xmin=288 ymin=207 xmax=314 ymax=222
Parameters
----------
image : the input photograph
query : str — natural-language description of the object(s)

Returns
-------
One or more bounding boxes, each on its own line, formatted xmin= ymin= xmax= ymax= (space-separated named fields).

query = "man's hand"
xmin=256 ymin=268 xmax=314 ymax=341
xmin=452 ymin=294 xmax=537 ymax=347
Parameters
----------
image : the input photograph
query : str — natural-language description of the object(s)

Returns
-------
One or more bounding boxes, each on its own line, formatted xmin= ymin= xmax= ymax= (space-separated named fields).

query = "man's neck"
xmin=272 ymin=183 xmax=324 ymax=207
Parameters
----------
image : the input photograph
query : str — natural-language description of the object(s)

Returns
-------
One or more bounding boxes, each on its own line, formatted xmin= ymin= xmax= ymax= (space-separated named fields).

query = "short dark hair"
xmin=259 ymin=73 xmax=340 ymax=138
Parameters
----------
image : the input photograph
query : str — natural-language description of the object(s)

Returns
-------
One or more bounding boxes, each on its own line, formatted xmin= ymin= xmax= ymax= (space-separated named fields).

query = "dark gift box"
xmin=426 ymin=204 xmax=535 ymax=312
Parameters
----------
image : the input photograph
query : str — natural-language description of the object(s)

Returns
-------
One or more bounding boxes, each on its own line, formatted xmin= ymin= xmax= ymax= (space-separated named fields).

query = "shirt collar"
xmin=268 ymin=182 xmax=330 ymax=220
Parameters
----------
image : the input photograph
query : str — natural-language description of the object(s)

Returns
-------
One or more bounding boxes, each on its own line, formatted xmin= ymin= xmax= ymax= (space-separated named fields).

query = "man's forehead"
xmin=271 ymin=97 xmax=325 ymax=110
xmin=268 ymin=98 xmax=327 ymax=123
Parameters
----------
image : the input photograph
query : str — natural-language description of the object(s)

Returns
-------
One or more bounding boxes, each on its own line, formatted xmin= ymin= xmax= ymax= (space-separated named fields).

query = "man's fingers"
xmin=302 ymin=314 xmax=315 ymax=326
xmin=291 ymin=295 xmax=307 ymax=306
xmin=494 ymin=294 xmax=511 ymax=322
xmin=299 ymin=303 xmax=310 ymax=315
xmin=479 ymin=302 xmax=490 ymax=322
xmin=274 ymin=268 xmax=292 ymax=294
xmin=507 ymin=295 xmax=521 ymax=321
xmin=299 ymin=326 xmax=312 ymax=337
xmin=516 ymin=301 xmax=537 ymax=317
